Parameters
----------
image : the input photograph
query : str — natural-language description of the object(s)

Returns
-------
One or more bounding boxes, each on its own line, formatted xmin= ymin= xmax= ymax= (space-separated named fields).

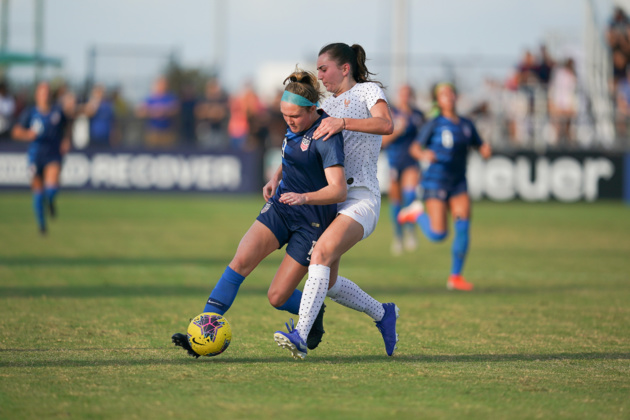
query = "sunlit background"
xmin=0 ymin=0 xmax=628 ymax=201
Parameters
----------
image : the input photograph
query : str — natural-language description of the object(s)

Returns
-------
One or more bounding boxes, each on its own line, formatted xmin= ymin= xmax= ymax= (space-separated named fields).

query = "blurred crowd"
xmin=0 ymin=75 xmax=288 ymax=154
xmin=464 ymin=45 xmax=580 ymax=150
xmin=608 ymin=5 xmax=630 ymax=141
xmin=0 ymin=5 xmax=629 ymax=152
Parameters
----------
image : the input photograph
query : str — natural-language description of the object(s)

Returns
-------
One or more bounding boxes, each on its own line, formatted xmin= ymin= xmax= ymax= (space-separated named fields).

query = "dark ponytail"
xmin=318 ymin=43 xmax=384 ymax=88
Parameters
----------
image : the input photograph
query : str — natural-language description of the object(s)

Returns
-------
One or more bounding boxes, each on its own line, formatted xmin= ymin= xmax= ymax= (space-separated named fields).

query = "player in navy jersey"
xmin=398 ymin=83 xmax=491 ymax=291
xmin=12 ymin=82 xmax=73 ymax=235
xmin=381 ymin=85 xmax=425 ymax=255
xmin=172 ymin=68 xmax=347 ymax=358
xmin=274 ymin=43 xmax=400 ymax=360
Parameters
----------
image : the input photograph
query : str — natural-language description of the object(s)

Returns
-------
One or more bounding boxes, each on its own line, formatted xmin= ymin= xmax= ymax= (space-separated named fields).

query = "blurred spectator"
xmin=612 ymin=49 xmax=628 ymax=88
xmin=516 ymin=50 xmax=539 ymax=88
xmin=13 ymin=87 xmax=29 ymax=121
xmin=607 ymin=7 xmax=630 ymax=54
xmin=607 ymin=7 xmax=630 ymax=90
xmin=469 ymin=78 xmax=507 ymax=147
xmin=195 ymin=78 xmax=230 ymax=150
xmin=52 ymin=82 xmax=77 ymax=117
xmin=265 ymin=89 xmax=287 ymax=148
xmin=0 ymin=81 xmax=16 ymax=140
xmin=548 ymin=58 xmax=578 ymax=145
xmin=504 ymin=73 xmax=530 ymax=146
xmin=111 ymin=86 xmax=130 ymax=147
xmin=136 ymin=76 xmax=179 ymax=149
xmin=179 ymin=83 xmax=197 ymax=146
xmin=615 ymin=66 xmax=630 ymax=137
xmin=82 ymin=84 xmax=116 ymax=148
xmin=535 ymin=45 xmax=555 ymax=88
xmin=227 ymin=81 xmax=265 ymax=150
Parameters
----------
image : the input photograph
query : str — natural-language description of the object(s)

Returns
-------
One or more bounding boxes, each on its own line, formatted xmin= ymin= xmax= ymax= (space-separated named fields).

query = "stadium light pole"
xmin=34 ymin=0 xmax=44 ymax=83
xmin=391 ymin=0 xmax=409 ymax=93
xmin=0 ymin=0 xmax=8 ymax=53
xmin=0 ymin=0 xmax=8 ymax=79
xmin=212 ymin=0 xmax=227 ymax=78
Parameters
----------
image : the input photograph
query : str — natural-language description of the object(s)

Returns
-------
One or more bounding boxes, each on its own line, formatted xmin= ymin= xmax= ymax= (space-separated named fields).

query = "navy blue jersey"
xmin=257 ymin=112 xmax=344 ymax=265
xmin=415 ymin=115 xmax=483 ymax=190
xmin=17 ymin=105 xmax=68 ymax=163
xmin=273 ymin=112 xmax=344 ymax=222
xmin=384 ymin=106 xmax=425 ymax=169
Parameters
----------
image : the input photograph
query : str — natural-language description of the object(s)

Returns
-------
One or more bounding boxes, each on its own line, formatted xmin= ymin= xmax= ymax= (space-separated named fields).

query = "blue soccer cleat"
xmin=375 ymin=303 xmax=400 ymax=356
xmin=274 ymin=319 xmax=307 ymax=360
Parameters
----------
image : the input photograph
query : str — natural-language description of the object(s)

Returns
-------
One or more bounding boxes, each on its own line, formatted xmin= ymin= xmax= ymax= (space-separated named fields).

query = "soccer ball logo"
xmin=187 ymin=312 xmax=232 ymax=357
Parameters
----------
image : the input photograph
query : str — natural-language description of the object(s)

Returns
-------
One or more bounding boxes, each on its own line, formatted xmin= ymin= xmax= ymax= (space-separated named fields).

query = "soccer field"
xmin=0 ymin=192 xmax=628 ymax=419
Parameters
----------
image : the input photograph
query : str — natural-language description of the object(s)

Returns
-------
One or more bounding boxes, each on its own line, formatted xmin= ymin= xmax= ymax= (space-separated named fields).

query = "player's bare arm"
xmin=279 ymin=165 xmax=346 ymax=206
xmin=313 ymin=100 xmax=393 ymax=141
xmin=263 ymin=164 xmax=283 ymax=201
xmin=11 ymin=125 xmax=37 ymax=142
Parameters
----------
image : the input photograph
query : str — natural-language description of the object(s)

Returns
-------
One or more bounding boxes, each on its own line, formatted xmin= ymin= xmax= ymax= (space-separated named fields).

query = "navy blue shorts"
xmin=388 ymin=159 xmax=419 ymax=183
xmin=256 ymin=201 xmax=328 ymax=267
xmin=28 ymin=154 xmax=62 ymax=178
xmin=423 ymin=178 xmax=468 ymax=202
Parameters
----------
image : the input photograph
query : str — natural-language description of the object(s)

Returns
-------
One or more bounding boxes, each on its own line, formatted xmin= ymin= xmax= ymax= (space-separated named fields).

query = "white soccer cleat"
xmin=397 ymin=200 xmax=424 ymax=225
xmin=403 ymin=232 xmax=418 ymax=252
xmin=391 ymin=238 xmax=403 ymax=256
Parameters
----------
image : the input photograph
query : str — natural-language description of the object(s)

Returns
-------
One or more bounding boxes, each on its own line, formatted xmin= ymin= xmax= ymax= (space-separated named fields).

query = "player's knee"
xmin=310 ymin=246 xmax=335 ymax=266
xmin=267 ymin=288 xmax=287 ymax=308
xmin=426 ymin=229 xmax=448 ymax=242
xmin=228 ymin=258 xmax=254 ymax=278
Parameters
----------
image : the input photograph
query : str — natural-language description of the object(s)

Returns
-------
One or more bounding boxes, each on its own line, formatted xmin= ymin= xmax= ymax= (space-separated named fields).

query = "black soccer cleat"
xmin=171 ymin=333 xmax=201 ymax=358
xmin=48 ymin=200 xmax=56 ymax=219
xmin=306 ymin=303 xmax=326 ymax=350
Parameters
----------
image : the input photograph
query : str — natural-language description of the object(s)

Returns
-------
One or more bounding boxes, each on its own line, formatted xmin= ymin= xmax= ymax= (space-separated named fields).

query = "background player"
xmin=11 ymin=82 xmax=73 ymax=235
xmin=398 ymin=83 xmax=492 ymax=291
xmin=381 ymin=85 xmax=425 ymax=255
xmin=172 ymin=68 xmax=346 ymax=357
xmin=274 ymin=43 xmax=399 ymax=360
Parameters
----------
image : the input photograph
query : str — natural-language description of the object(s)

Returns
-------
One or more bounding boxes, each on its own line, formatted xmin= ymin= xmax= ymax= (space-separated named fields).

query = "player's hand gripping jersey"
xmin=257 ymin=111 xmax=344 ymax=266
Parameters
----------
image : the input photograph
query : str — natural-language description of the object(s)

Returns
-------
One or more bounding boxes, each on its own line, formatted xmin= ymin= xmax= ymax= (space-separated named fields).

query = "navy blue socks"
xmin=451 ymin=219 xmax=470 ymax=275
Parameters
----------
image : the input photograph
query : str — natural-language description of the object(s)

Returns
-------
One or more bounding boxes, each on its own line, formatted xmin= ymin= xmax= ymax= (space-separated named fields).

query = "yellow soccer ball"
xmin=187 ymin=312 xmax=232 ymax=356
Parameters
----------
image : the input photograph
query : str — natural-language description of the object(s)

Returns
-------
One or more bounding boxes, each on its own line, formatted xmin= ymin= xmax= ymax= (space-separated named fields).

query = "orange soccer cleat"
xmin=447 ymin=274 xmax=474 ymax=291
xmin=397 ymin=200 xmax=424 ymax=225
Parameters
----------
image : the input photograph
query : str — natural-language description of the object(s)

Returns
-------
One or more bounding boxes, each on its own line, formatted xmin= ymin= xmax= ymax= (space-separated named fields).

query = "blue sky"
xmin=3 ymin=0 xmax=614 ymax=100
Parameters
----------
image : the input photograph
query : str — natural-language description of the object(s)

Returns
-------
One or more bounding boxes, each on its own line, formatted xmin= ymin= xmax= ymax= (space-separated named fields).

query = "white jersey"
xmin=321 ymin=82 xmax=388 ymax=197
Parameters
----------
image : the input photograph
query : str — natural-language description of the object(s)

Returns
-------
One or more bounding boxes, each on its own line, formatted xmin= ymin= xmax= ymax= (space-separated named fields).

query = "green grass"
xmin=0 ymin=192 xmax=629 ymax=419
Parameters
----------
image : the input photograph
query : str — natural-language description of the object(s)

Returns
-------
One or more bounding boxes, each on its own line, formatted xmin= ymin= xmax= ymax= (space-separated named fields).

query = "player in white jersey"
xmin=274 ymin=43 xmax=400 ymax=360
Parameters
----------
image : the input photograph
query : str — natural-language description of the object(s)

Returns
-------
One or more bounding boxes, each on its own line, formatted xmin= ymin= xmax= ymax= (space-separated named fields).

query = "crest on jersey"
xmin=300 ymin=135 xmax=311 ymax=151
xmin=51 ymin=111 xmax=60 ymax=125
xmin=344 ymin=99 xmax=351 ymax=108
xmin=261 ymin=202 xmax=272 ymax=214
xmin=463 ymin=124 xmax=471 ymax=138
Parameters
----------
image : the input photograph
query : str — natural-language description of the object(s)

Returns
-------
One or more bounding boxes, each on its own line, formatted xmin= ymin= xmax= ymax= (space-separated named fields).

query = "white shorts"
xmin=337 ymin=187 xmax=381 ymax=240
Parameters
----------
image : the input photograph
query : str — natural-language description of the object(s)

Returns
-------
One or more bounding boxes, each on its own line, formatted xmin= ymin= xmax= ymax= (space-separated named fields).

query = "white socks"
xmin=296 ymin=267 xmax=386 ymax=341
xmin=296 ymin=264 xmax=330 ymax=342
xmin=327 ymin=275 xmax=385 ymax=321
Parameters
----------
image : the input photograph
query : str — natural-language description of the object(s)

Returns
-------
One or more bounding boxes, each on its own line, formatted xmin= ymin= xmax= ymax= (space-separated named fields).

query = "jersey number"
xmin=441 ymin=130 xmax=454 ymax=149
